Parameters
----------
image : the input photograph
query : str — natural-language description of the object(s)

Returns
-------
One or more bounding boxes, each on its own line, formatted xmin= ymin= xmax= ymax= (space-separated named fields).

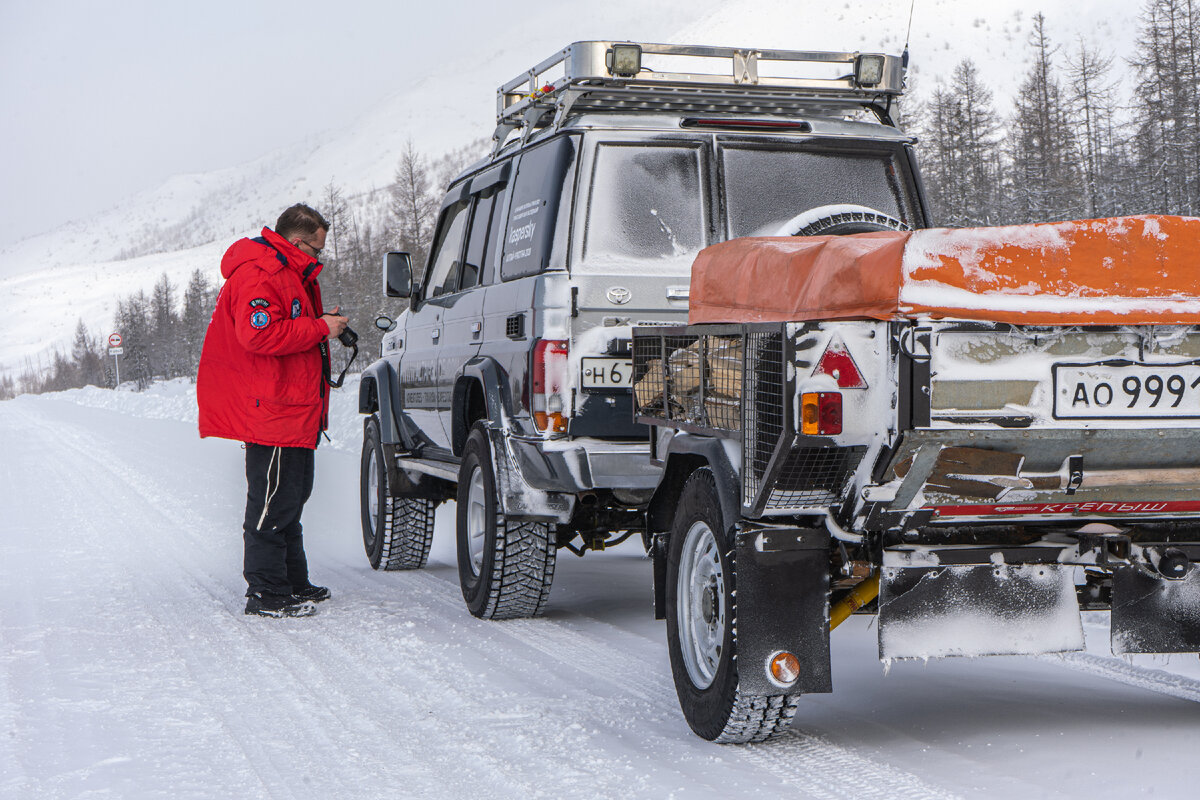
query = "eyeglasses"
xmin=300 ymin=239 xmax=323 ymax=258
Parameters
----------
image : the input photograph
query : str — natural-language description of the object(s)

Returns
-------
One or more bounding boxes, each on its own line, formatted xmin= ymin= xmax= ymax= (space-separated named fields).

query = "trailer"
xmin=632 ymin=215 xmax=1200 ymax=742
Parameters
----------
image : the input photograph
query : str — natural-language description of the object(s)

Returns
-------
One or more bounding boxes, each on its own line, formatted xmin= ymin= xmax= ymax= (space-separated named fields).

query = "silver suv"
xmin=357 ymin=41 xmax=924 ymax=619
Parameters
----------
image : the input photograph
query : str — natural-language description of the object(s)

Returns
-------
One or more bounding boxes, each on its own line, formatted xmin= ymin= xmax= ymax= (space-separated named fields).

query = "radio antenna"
xmin=904 ymin=0 xmax=917 ymax=52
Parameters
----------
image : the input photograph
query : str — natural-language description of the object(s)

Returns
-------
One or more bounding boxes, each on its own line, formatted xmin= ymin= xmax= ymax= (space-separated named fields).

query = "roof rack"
xmin=494 ymin=41 xmax=906 ymax=151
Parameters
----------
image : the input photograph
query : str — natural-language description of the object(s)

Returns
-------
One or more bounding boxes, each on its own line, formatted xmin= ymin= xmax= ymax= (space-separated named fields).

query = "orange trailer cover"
xmin=688 ymin=215 xmax=1200 ymax=326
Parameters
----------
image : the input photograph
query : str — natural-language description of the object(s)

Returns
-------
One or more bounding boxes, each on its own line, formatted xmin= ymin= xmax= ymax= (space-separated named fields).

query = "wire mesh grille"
xmin=632 ymin=332 xmax=744 ymax=430
xmin=764 ymin=446 xmax=866 ymax=509
xmin=743 ymin=331 xmax=786 ymax=503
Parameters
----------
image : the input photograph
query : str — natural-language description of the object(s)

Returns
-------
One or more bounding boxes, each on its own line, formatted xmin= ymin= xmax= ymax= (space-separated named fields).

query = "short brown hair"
xmin=276 ymin=203 xmax=330 ymax=238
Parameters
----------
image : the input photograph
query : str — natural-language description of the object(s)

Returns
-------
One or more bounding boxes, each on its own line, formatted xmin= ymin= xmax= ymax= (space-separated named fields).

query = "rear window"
xmin=581 ymin=143 xmax=705 ymax=271
xmin=722 ymin=146 xmax=913 ymax=238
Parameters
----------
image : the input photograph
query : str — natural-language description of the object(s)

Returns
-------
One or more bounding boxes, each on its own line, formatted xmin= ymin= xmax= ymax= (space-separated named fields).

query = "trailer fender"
xmin=648 ymin=433 xmax=741 ymax=620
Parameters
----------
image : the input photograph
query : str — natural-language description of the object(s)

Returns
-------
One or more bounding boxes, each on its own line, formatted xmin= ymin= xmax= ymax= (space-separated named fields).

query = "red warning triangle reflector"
xmin=813 ymin=334 xmax=868 ymax=389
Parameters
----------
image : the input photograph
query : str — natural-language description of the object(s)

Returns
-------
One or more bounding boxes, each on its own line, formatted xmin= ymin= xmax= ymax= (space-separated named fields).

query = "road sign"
xmin=108 ymin=333 xmax=123 ymax=348
xmin=108 ymin=347 xmax=124 ymax=356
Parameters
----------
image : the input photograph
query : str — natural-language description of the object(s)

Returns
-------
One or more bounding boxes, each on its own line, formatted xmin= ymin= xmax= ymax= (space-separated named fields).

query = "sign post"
xmin=107 ymin=333 xmax=123 ymax=387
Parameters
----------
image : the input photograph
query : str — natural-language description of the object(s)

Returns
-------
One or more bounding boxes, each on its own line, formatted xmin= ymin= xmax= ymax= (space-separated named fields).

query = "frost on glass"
xmin=723 ymin=148 xmax=907 ymax=238
xmin=585 ymin=145 xmax=704 ymax=266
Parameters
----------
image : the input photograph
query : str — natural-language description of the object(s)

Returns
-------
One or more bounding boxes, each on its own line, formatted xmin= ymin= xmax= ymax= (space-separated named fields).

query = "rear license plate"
xmin=1053 ymin=361 xmax=1200 ymax=419
xmin=581 ymin=357 xmax=633 ymax=389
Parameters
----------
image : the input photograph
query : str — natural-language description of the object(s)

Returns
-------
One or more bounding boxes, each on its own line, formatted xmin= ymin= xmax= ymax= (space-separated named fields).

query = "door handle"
xmin=431 ymin=328 xmax=440 ymax=341
xmin=471 ymin=322 xmax=482 ymax=335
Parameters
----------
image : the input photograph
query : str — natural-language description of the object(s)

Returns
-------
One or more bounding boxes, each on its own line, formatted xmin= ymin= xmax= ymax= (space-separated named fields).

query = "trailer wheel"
xmin=361 ymin=414 xmax=435 ymax=571
xmin=776 ymin=203 xmax=910 ymax=237
xmin=665 ymin=468 xmax=799 ymax=743
xmin=456 ymin=425 xmax=555 ymax=619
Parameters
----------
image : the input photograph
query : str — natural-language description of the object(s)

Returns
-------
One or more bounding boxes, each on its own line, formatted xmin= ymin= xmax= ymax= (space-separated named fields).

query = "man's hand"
xmin=320 ymin=306 xmax=349 ymax=338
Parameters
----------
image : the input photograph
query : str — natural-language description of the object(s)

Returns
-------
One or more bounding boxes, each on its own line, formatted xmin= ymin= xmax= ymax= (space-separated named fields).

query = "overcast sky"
xmin=0 ymin=0 xmax=722 ymax=244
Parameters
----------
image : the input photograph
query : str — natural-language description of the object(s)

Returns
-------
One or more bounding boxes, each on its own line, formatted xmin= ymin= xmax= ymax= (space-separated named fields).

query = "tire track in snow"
xmin=409 ymin=571 xmax=965 ymax=799
xmin=1040 ymin=652 xmax=1200 ymax=704
xmin=14 ymin=404 xmax=561 ymax=799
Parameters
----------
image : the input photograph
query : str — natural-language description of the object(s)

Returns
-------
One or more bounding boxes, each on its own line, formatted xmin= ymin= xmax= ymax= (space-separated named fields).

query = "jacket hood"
xmin=221 ymin=227 xmax=323 ymax=281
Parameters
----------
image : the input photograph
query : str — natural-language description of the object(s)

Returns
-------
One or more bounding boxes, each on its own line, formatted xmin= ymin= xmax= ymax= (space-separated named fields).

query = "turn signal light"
xmin=769 ymin=652 xmax=801 ymax=686
xmin=801 ymin=392 xmax=842 ymax=436
xmin=531 ymin=339 xmax=569 ymax=433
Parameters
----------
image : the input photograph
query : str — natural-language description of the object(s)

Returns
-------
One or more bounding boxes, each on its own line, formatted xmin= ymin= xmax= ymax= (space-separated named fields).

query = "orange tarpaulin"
xmin=688 ymin=215 xmax=1200 ymax=326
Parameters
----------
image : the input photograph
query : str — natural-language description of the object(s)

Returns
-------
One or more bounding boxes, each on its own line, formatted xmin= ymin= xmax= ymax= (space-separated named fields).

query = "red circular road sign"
xmin=108 ymin=333 xmax=123 ymax=347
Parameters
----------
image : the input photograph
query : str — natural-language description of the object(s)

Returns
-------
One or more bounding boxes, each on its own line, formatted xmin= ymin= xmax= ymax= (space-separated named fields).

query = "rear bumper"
xmin=871 ymin=427 xmax=1200 ymax=525
xmin=507 ymin=435 xmax=662 ymax=492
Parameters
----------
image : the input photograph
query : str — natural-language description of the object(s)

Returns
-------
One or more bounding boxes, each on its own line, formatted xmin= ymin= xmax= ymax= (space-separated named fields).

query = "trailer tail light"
xmin=801 ymin=392 xmax=842 ymax=435
xmin=532 ymin=339 xmax=569 ymax=433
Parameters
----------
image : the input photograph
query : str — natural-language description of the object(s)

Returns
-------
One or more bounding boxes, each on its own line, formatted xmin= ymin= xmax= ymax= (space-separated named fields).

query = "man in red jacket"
xmin=198 ymin=203 xmax=348 ymax=617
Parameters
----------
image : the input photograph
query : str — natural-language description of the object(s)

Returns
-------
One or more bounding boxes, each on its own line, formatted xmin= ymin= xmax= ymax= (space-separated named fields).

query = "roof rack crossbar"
xmin=493 ymin=41 xmax=906 ymax=151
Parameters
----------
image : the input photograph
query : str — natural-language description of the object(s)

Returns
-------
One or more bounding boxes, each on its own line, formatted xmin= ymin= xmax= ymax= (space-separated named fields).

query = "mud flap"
xmin=485 ymin=427 xmax=575 ymax=523
xmin=1111 ymin=565 xmax=1200 ymax=654
xmin=734 ymin=527 xmax=832 ymax=696
xmin=878 ymin=565 xmax=1084 ymax=660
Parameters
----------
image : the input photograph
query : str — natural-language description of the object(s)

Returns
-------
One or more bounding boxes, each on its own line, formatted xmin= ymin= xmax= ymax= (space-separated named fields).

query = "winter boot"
xmin=292 ymin=584 xmax=331 ymax=603
xmin=244 ymin=592 xmax=317 ymax=618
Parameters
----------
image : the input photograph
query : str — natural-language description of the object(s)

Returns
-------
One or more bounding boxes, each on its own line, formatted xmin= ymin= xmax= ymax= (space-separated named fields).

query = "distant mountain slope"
xmin=0 ymin=0 xmax=1142 ymax=375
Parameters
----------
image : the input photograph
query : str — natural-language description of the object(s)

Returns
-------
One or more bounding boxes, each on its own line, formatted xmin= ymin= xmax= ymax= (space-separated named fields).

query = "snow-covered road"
xmin=3 ymin=384 xmax=1199 ymax=799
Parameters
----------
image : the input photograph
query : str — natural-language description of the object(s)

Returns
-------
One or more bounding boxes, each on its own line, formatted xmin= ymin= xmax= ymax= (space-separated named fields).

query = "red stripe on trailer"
xmin=932 ymin=500 xmax=1200 ymax=517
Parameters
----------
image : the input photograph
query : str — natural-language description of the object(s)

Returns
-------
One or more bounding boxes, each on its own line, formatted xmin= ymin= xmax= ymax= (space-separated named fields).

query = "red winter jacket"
xmin=197 ymin=228 xmax=331 ymax=448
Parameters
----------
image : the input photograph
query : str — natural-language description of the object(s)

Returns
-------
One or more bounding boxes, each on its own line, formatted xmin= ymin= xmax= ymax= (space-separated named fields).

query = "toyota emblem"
xmin=606 ymin=286 xmax=632 ymax=305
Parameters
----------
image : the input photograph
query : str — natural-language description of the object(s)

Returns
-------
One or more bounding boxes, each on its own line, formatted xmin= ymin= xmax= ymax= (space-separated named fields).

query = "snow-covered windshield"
xmin=581 ymin=143 xmax=705 ymax=272
xmin=722 ymin=146 xmax=911 ymax=238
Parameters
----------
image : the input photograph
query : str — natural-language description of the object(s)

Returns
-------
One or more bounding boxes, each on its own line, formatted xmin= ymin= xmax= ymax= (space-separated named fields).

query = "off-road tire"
xmin=789 ymin=204 xmax=910 ymax=237
xmin=361 ymin=414 xmax=435 ymax=571
xmin=456 ymin=425 xmax=555 ymax=619
xmin=665 ymin=468 xmax=800 ymax=743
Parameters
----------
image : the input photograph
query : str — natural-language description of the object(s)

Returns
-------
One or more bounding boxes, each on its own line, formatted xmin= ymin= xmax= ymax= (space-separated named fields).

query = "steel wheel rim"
xmin=466 ymin=465 xmax=488 ymax=577
xmin=367 ymin=448 xmax=381 ymax=538
xmin=677 ymin=520 xmax=725 ymax=689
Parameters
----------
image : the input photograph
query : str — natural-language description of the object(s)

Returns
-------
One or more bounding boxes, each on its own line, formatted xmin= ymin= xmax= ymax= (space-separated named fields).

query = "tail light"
xmin=531 ymin=339 xmax=569 ymax=433
xmin=801 ymin=392 xmax=842 ymax=435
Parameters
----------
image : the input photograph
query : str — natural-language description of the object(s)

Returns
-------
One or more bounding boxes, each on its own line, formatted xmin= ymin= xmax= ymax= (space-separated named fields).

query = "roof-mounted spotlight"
xmin=855 ymin=54 xmax=886 ymax=87
xmin=607 ymin=44 xmax=642 ymax=77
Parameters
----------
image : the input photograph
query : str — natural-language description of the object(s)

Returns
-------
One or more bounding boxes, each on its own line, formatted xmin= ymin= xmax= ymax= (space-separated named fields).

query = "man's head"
xmin=276 ymin=203 xmax=329 ymax=260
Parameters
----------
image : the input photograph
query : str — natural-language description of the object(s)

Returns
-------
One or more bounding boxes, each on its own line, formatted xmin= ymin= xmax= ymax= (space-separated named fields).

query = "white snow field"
xmin=3 ymin=381 xmax=1200 ymax=799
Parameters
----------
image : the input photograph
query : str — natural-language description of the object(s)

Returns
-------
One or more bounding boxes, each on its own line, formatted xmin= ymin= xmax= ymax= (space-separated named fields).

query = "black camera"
xmin=337 ymin=326 xmax=358 ymax=348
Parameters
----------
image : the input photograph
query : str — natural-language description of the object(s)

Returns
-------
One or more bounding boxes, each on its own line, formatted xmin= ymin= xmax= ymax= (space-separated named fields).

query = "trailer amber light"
xmin=769 ymin=652 xmax=801 ymax=685
xmin=801 ymin=392 xmax=842 ymax=435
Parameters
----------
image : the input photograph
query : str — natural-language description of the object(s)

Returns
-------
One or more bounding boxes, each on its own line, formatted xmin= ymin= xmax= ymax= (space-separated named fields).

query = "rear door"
xmin=437 ymin=165 xmax=511 ymax=447
xmin=569 ymin=137 xmax=711 ymax=437
xmin=401 ymin=191 xmax=471 ymax=452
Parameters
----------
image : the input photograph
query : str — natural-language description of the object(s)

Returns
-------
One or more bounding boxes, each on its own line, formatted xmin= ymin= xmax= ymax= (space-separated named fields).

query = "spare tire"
xmin=774 ymin=204 xmax=910 ymax=237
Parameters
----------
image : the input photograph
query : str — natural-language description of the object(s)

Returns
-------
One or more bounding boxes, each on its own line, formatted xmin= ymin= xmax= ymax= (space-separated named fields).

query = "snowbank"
xmin=44 ymin=375 xmax=364 ymax=453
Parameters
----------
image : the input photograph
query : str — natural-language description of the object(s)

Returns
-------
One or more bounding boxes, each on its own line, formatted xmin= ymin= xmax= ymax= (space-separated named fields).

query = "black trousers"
xmin=243 ymin=443 xmax=315 ymax=597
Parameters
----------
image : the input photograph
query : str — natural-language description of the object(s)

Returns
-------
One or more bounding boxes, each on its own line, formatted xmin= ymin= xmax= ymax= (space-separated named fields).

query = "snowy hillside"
xmin=0 ymin=0 xmax=1142 ymax=376
xmin=3 ymin=382 xmax=1199 ymax=798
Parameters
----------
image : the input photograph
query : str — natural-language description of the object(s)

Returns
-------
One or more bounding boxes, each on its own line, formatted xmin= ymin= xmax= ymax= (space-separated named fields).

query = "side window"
xmin=481 ymin=184 xmax=509 ymax=287
xmin=500 ymin=136 xmax=577 ymax=281
xmin=460 ymin=190 xmax=497 ymax=291
xmin=425 ymin=199 xmax=469 ymax=299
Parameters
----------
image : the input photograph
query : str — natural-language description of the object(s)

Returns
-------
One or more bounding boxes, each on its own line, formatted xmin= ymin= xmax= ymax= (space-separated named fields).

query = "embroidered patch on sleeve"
xmin=250 ymin=310 xmax=271 ymax=329
xmin=291 ymin=298 xmax=302 ymax=319
xmin=249 ymin=298 xmax=269 ymax=308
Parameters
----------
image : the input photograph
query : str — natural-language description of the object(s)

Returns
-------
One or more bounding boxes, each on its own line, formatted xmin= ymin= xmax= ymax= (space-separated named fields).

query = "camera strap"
xmin=326 ymin=340 xmax=357 ymax=389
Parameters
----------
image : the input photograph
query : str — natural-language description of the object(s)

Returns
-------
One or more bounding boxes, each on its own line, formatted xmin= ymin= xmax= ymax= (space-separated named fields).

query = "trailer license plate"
xmin=581 ymin=357 xmax=633 ymax=389
xmin=1054 ymin=362 xmax=1200 ymax=418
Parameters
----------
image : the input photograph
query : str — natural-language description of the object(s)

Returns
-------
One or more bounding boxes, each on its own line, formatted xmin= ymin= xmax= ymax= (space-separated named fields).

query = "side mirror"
xmin=375 ymin=315 xmax=396 ymax=332
xmin=384 ymin=252 xmax=413 ymax=298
